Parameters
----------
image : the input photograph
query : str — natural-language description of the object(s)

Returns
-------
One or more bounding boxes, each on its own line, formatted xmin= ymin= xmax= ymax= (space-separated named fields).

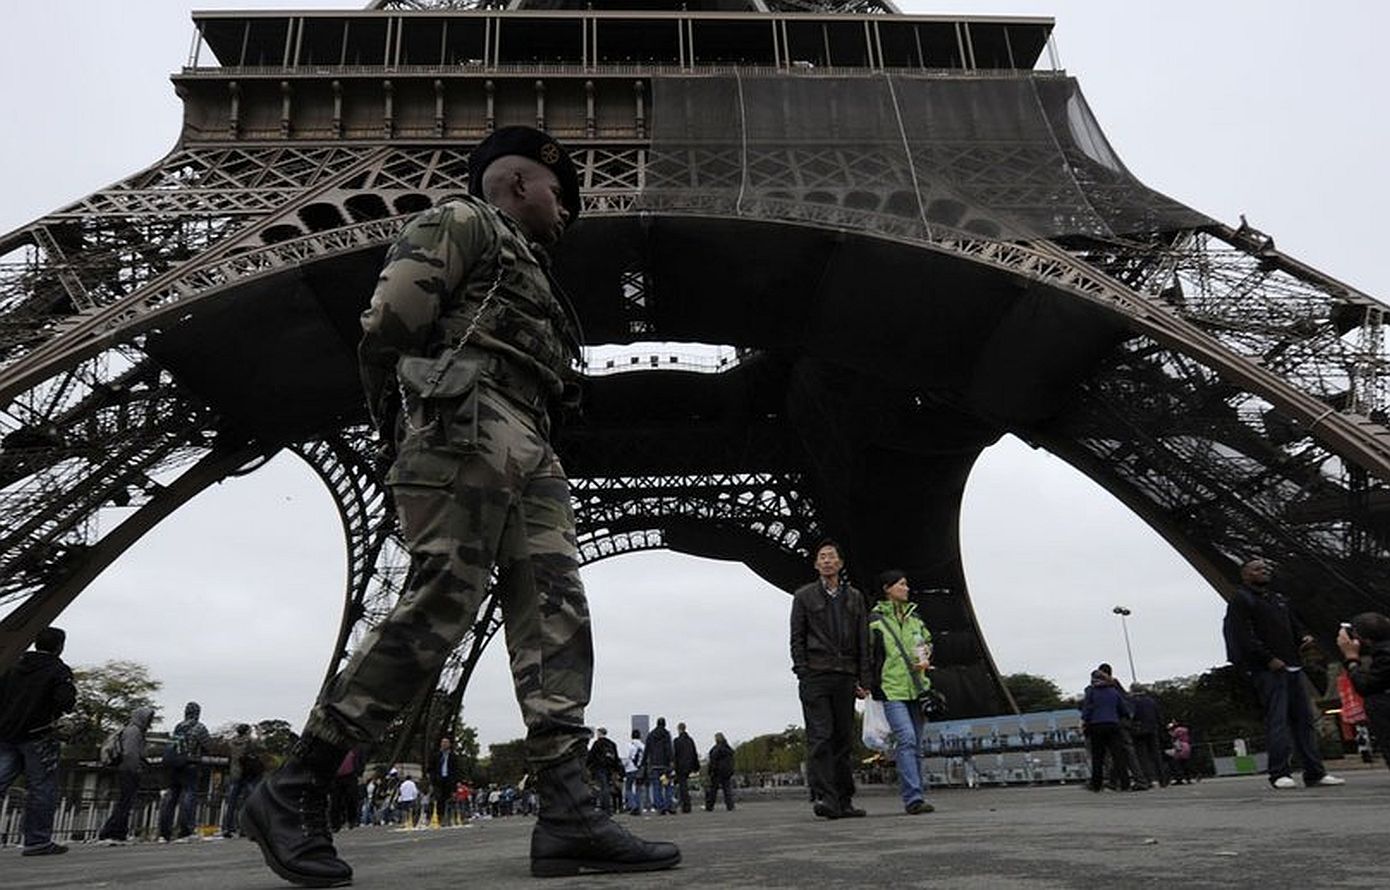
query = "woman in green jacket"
xmin=869 ymin=569 xmax=935 ymax=814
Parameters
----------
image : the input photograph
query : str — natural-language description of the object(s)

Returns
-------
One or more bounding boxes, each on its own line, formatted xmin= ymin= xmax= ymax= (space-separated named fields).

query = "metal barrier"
xmin=0 ymin=789 xmax=229 ymax=847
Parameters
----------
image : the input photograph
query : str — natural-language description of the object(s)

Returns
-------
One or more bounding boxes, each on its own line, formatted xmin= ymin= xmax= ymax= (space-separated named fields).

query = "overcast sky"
xmin=2 ymin=1 xmax=1386 ymax=750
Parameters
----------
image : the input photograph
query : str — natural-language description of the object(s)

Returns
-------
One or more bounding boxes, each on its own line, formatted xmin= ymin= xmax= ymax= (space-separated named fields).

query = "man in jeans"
xmin=789 ymin=540 xmax=870 ymax=819
xmin=1224 ymin=558 xmax=1345 ymax=789
xmin=0 ymin=627 xmax=76 ymax=856
xmin=159 ymin=701 xmax=211 ymax=842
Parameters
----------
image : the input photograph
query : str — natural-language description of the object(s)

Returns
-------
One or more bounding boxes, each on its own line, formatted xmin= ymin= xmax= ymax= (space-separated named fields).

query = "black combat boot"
xmin=530 ymin=755 xmax=681 ymax=877
xmin=241 ymin=735 xmax=353 ymax=888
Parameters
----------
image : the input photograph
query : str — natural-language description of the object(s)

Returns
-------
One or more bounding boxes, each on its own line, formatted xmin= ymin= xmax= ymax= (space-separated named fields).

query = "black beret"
xmin=468 ymin=126 xmax=581 ymax=226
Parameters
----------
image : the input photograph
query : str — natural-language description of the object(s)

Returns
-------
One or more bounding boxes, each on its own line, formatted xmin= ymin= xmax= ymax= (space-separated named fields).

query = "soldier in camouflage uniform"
xmin=242 ymin=127 xmax=680 ymax=887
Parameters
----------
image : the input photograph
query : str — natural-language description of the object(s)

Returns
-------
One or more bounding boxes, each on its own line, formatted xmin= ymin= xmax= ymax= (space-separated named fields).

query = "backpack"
xmin=163 ymin=723 xmax=192 ymax=767
xmin=99 ymin=728 xmax=125 ymax=768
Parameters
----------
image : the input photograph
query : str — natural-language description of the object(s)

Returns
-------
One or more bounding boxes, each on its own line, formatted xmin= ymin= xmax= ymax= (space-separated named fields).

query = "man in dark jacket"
xmin=585 ymin=728 xmax=622 ymax=814
xmin=1224 ymin=558 xmax=1344 ymax=789
xmin=0 ymin=626 xmax=76 ymax=856
xmin=159 ymin=701 xmax=212 ymax=842
xmin=672 ymin=723 xmax=700 ymax=814
xmin=789 ymin=540 xmax=870 ymax=820
xmin=429 ymin=737 xmax=461 ymax=826
xmin=223 ymin=723 xmax=263 ymax=838
xmin=642 ymin=718 xmax=675 ymax=815
xmin=97 ymin=705 xmax=156 ymax=844
xmin=1128 ymin=684 xmax=1168 ymax=787
xmin=1338 ymin=612 xmax=1390 ymax=770
xmin=1081 ymin=669 xmax=1131 ymax=792
xmin=704 ymin=733 xmax=735 ymax=811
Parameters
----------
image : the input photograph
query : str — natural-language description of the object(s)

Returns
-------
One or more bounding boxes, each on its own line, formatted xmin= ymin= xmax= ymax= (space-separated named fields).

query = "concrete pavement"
xmin=7 ymin=768 xmax=1386 ymax=889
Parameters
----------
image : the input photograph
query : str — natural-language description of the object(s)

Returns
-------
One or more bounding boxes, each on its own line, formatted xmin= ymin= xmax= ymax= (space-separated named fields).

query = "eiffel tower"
xmin=3 ymin=0 xmax=1389 ymax=734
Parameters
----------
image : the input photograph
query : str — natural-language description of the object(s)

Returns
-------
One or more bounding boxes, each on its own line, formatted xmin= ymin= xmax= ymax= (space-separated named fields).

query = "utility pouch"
xmin=395 ymin=352 xmax=483 ymax=447
xmin=397 ymin=353 xmax=482 ymax=400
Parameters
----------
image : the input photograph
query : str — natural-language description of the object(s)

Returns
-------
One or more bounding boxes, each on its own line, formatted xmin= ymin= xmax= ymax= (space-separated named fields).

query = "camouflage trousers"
xmin=306 ymin=373 xmax=593 ymax=768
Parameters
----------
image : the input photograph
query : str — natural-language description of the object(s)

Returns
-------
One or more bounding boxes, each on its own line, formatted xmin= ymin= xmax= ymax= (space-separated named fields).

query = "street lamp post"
xmin=1113 ymin=606 xmax=1137 ymax=685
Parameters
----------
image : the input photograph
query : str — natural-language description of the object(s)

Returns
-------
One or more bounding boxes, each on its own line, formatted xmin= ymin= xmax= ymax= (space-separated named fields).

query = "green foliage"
xmin=255 ymin=719 xmax=298 ymax=762
xmin=733 ymin=725 xmax=805 ymax=774
xmin=453 ymin=723 xmax=481 ymax=777
xmin=483 ymin=738 xmax=529 ymax=786
xmin=1149 ymin=665 xmax=1264 ymax=743
xmin=1002 ymin=673 xmax=1067 ymax=713
xmin=69 ymin=660 xmax=162 ymax=751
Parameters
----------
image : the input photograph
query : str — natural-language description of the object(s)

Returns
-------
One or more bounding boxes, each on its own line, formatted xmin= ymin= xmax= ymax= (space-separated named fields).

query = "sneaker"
xmin=21 ymin=842 xmax=68 ymax=856
xmin=173 ymin=835 xmax=195 ymax=844
xmin=1271 ymin=776 xmax=1298 ymax=789
xmin=1307 ymin=774 xmax=1345 ymax=787
xmin=906 ymin=800 xmax=935 ymax=815
xmin=97 ymin=838 xmax=129 ymax=846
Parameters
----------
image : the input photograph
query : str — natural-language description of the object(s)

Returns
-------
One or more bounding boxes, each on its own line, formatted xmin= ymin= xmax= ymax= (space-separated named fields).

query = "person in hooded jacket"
xmin=0 ymin=627 xmax=76 ymax=856
xmin=97 ymin=705 xmax=156 ymax=844
xmin=868 ymin=570 xmax=936 ymax=815
xmin=704 ymin=733 xmax=736 ymax=811
xmin=158 ymin=701 xmax=211 ymax=842
xmin=1082 ymin=669 xmax=1132 ymax=792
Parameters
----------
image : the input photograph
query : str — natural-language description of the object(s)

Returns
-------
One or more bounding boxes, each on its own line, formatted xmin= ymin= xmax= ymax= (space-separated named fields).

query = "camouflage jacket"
xmin=359 ymin=196 xmax=581 ymax=434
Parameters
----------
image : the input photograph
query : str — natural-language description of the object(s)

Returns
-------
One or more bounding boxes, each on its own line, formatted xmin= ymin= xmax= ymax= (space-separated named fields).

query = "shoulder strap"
xmin=879 ymin=613 xmax=927 ymax=698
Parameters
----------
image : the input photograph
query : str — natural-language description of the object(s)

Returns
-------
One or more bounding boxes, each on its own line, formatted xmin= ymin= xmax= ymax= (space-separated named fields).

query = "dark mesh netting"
xmin=639 ymin=74 xmax=1210 ymax=241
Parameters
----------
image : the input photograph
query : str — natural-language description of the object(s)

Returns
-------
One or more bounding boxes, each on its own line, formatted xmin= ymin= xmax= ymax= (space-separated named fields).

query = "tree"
xmin=483 ymin=738 xmax=529 ymax=786
xmin=1002 ymin=673 xmax=1067 ymax=713
xmin=255 ymin=719 xmax=298 ymax=762
xmin=69 ymin=660 xmax=162 ymax=751
xmin=734 ymin=725 xmax=805 ymax=775
xmin=1149 ymin=666 xmax=1263 ymax=744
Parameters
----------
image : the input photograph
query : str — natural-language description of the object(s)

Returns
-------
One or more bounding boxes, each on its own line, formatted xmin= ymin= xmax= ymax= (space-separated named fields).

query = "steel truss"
xmin=571 ymin=471 xmax=820 ymax=565
xmin=1 ymin=60 xmax=1387 ymax=718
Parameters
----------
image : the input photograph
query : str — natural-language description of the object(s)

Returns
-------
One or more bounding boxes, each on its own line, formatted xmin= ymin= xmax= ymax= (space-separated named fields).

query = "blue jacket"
xmin=1081 ymin=682 xmax=1131 ymax=727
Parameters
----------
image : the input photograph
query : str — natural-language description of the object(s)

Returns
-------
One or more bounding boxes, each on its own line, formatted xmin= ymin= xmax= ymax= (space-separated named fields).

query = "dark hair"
xmin=656 ymin=716 xmax=666 ymax=728
xmin=876 ymin=569 xmax=906 ymax=596
xmin=631 ymin=728 xmax=641 ymax=740
xmin=813 ymin=539 xmax=842 ymax=560
xmin=1351 ymin=611 xmax=1390 ymax=643
xmin=236 ymin=723 xmax=251 ymax=734
xmin=34 ymin=627 xmax=65 ymax=653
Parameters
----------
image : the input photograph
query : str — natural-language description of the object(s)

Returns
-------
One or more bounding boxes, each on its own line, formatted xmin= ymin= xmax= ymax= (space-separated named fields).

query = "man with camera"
xmin=1338 ymin=613 xmax=1390 ymax=770
xmin=1224 ymin=558 xmax=1344 ymax=789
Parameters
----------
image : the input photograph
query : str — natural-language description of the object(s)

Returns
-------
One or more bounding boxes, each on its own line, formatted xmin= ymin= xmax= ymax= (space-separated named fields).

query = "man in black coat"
xmin=704 ymin=733 xmax=736 ymax=811
xmin=1128 ymin=684 xmax=1168 ymax=787
xmin=1224 ymin=558 xmax=1343 ymax=789
xmin=672 ymin=723 xmax=700 ymax=814
xmin=789 ymin=540 xmax=870 ymax=819
xmin=429 ymin=737 xmax=461 ymax=825
xmin=585 ymin=728 xmax=622 ymax=814
xmin=0 ymin=627 xmax=77 ymax=856
xmin=642 ymin=717 xmax=675 ymax=814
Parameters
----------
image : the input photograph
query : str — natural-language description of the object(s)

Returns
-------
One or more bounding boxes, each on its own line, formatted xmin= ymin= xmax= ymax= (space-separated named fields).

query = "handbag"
xmin=880 ymin=613 xmax=947 ymax=720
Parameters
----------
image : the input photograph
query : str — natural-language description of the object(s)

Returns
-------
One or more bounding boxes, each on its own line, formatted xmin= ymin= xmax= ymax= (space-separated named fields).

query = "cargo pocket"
xmin=385 ymin=446 xmax=461 ymax=489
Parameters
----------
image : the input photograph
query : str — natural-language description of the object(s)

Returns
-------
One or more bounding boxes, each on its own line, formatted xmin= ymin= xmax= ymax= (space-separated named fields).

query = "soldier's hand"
xmin=1267 ymin=657 xmax=1287 ymax=671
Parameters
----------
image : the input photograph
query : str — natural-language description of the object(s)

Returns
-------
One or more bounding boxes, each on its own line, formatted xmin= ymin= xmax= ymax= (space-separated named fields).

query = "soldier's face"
xmin=516 ymin=166 xmax=570 ymax=245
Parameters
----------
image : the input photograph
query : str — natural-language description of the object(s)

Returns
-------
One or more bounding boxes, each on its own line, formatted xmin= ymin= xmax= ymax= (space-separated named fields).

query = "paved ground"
xmin=7 ymin=767 xmax=1387 ymax=889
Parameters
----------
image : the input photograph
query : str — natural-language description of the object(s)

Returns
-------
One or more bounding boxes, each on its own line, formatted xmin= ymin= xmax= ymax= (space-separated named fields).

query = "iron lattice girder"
xmin=293 ymin=431 xmax=404 ymax=674
xmin=571 ymin=472 xmax=819 ymax=566
xmin=1035 ymin=335 xmax=1390 ymax=622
